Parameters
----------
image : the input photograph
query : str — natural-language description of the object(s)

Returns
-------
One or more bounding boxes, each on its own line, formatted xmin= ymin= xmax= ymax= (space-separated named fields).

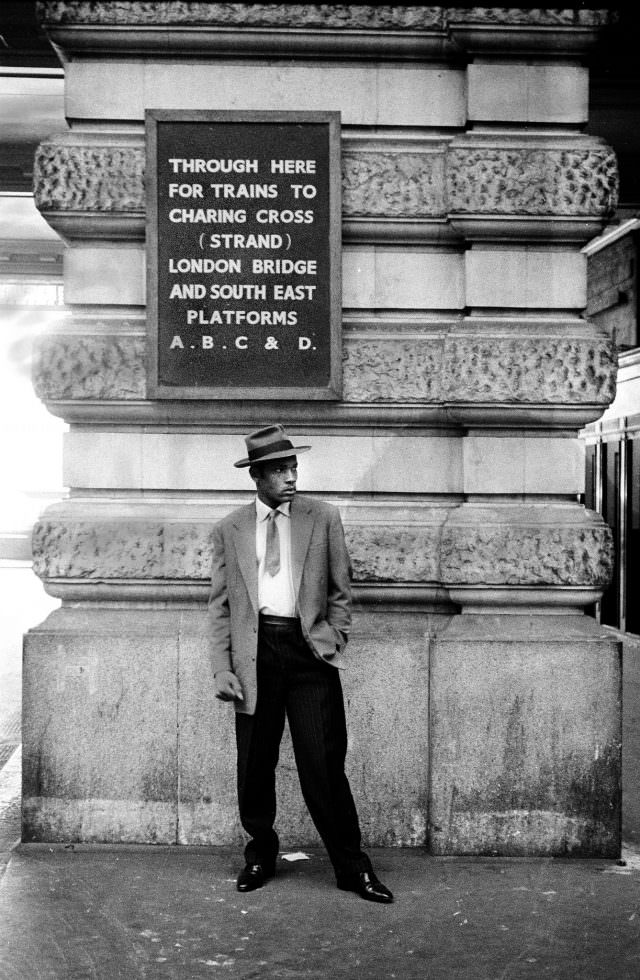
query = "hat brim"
xmin=234 ymin=445 xmax=311 ymax=468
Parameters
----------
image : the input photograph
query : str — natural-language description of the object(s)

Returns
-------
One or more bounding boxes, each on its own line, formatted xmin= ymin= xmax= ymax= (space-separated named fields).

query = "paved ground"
xmin=1 ymin=563 xmax=640 ymax=979
xmin=1 ymin=845 xmax=640 ymax=979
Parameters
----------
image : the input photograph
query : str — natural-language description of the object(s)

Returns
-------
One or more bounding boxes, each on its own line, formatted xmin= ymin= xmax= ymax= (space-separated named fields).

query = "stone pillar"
xmin=25 ymin=4 xmax=620 ymax=855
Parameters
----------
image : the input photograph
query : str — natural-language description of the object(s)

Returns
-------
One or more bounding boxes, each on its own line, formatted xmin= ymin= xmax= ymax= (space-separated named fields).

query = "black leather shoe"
xmin=336 ymin=870 xmax=394 ymax=904
xmin=236 ymin=862 xmax=274 ymax=893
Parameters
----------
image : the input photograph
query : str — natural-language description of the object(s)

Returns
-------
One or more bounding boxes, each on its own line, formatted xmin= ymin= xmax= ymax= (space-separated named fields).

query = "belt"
xmin=259 ymin=613 xmax=299 ymax=627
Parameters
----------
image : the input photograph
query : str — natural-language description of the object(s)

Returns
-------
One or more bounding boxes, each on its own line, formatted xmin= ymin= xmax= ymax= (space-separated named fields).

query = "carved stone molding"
xmin=31 ymin=506 xmax=613 ymax=594
xmin=33 ymin=329 xmax=616 ymax=408
xmin=37 ymin=3 xmax=452 ymax=59
xmin=38 ymin=3 xmax=446 ymax=30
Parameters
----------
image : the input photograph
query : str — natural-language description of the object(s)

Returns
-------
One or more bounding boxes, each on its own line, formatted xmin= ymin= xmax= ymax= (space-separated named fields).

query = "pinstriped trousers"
xmin=235 ymin=616 xmax=372 ymax=877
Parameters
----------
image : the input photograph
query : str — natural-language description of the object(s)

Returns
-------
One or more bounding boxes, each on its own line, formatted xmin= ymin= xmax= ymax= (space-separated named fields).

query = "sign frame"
xmin=145 ymin=109 xmax=342 ymax=400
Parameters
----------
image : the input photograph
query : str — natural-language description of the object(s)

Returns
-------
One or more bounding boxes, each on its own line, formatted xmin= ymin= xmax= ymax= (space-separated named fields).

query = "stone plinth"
xmin=430 ymin=615 xmax=621 ymax=856
xmin=23 ymin=608 xmax=435 ymax=846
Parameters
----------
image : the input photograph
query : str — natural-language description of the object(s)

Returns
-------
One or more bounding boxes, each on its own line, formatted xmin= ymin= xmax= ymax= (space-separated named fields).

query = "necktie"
xmin=265 ymin=510 xmax=280 ymax=576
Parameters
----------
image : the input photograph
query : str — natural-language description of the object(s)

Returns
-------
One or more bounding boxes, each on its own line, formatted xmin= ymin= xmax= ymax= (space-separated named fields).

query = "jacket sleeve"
xmin=207 ymin=521 xmax=233 ymax=675
xmin=326 ymin=507 xmax=352 ymax=648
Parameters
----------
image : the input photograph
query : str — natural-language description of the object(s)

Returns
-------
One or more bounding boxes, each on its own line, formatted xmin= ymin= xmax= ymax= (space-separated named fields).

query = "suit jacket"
xmin=207 ymin=494 xmax=352 ymax=714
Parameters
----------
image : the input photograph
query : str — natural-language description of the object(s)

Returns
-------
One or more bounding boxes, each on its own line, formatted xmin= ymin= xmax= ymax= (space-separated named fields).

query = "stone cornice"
xmin=33 ymin=136 xmax=618 ymax=244
xmin=37 ymin=3 xmax=453 ymax=60
xmin=36 ymin=5 xmax=614 ymax=61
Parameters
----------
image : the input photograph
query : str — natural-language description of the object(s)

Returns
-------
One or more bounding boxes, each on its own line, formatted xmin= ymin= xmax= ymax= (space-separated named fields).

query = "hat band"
xmin=248 ymin=439 xmax=295 ymax=462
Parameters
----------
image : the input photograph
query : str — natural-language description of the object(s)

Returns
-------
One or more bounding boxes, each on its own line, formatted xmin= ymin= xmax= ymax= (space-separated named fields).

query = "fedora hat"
xmin=234 ymin=424 xmax=311 ymax=468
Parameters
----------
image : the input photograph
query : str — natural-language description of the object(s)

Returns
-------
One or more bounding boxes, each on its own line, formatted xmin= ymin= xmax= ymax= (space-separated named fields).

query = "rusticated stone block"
xmin=39 ymin=3 xmax=445 ymax=30
xmin=448 ymin=146 xmax=618 ymax=217
xmin=31 ymin=513 xmax=612 ymax=590
xmin=342 ymin=150 xmax=446 ymax=218
xmin=344 ymin=525 xmax=441 ymax=583
xmin=32 ymin=330 xmax=617 ymax=407
xmin=34 ymin=140 xmax=617 ymax=222
xmin=34 ymin=143 xmax=145 ymax=212
xmin=32 ymin=333 xmax=146 ymax=400
xmin=342 ymin=336 xmax=444 ymax=402
xmin=440 ymin=523 xmax=614 ymax=587
xmin=442 ymin=335 xmax=617 ymax=404
xmin=447 ymin=8 xmax=611 ymax=27
xmin=32 ymin=519 xmax=442 ymax=586
xmin=34 ymin=142 xmax=448 ymax=219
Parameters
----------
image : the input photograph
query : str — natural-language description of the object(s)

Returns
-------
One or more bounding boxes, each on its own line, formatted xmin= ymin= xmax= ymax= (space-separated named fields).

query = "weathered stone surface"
xmin=448 ymin=146 xmax=618 ymax=217
xmin=447 ymin=8 xmax=611 ymax=28
xmin=38 ymin=4 xmax=611 ymax=30
xmin=32 ymin=330 xmax=617 ymax=406
xmin=31 ymin=511 xmax=612 ymax=590
xmin=342 ymin=336 xmax=444 ymax=402
xmin=342 ymin=150 xmax=446 ymax=218
xmin=34 ymin=139 xmax=617 ymax=221
xmin=442 ymin=334 xmax=617 ymax=404
xmin=38 ymin=3 xmax=445 ymax=30
xmin=34 ymin=143 xmax=145 ymax=212
xmin=23 ymin=609 xmax=179 ymax=843
xmin=31 ymin=519 xmax=442 ymax=585
xmin=32 ymin=333 xmax=146 ymax=400
xmin=23 ymin=606 xmax=437 ymax=845
xmin=430 ymin=614 xmax=621 ymax=856
xmin=178 ymin=610 xmax=434 ymax=846
xmin=440 ymin=522 xmax=614 ymax=588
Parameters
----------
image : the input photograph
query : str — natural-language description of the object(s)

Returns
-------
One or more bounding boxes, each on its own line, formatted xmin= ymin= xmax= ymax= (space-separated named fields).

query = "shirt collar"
xmin=256 ymin=498 xmax=291 ymax=521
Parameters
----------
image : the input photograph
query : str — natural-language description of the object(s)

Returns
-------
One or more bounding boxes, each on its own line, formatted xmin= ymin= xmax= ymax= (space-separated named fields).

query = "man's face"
xmin=253 ymin=456 xmax=298 ymax=508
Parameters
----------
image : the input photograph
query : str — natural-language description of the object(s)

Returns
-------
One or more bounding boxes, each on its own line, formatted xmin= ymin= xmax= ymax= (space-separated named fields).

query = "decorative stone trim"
xmin=38 ymin=4 xmax=611 ymax=31
xmin=32 ymin=330 xmax=617 ymax=407
xmin=38 ymin=3 xmax=446 ymax=30
xmin=34 ymin=140 xmax=617 ymax=223
xmin=448 ymin=147 xmax=618 ymax=218
xmin=31 ymin=513 xmax=612 ymax=590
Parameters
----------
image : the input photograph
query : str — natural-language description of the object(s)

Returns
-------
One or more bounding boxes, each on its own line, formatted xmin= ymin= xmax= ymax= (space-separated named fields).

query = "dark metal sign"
xmin=146 ymin=110 xmax=341 ymax=399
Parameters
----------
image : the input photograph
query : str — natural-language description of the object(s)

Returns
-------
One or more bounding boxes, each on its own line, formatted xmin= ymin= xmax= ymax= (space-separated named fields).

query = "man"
xmin=208 ymin=424 xmax=393 ymax=904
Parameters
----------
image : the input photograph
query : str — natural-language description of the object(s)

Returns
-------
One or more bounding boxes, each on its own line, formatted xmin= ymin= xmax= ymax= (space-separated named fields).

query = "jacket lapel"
xmin=291 ymin=496 xmax=315 ymax=600
xmin=232 ymin=503 xmax=258 ymax=615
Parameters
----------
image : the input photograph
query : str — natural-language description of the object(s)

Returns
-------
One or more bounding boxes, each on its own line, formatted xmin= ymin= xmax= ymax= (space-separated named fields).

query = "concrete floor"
xmin=1 ymin=563 xmax=640 ymax=979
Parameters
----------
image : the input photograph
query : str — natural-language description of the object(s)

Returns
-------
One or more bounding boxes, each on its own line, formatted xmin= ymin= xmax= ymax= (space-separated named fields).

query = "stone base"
xmin=22 ymin=607 xmax=436 ymax=847
xmin=429 ymin=614 xmax=622 ymax=857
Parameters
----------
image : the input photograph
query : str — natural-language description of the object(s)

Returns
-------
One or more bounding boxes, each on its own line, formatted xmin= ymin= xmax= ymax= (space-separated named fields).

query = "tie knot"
xmin=268 ymin=509 xmax=279 ymax=521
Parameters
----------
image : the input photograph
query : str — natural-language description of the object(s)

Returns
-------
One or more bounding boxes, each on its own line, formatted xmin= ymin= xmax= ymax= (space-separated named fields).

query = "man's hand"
xmin=214 ymin=670 xmax=244 ymax=702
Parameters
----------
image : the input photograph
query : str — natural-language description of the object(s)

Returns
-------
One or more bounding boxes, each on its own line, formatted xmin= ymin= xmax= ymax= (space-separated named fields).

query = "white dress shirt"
xmin=256 ymin=498 xmax=296 ymax=616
